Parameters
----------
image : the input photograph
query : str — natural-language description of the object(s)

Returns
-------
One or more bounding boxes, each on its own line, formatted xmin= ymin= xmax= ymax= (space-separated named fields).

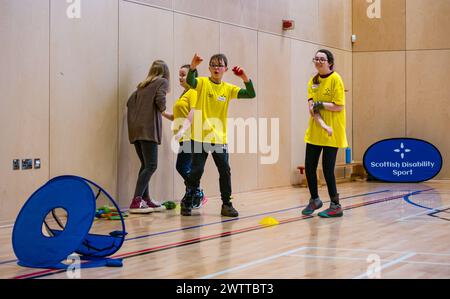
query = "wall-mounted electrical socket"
xmin=34 ymin=159 xmax=41 ymax=169
xmin=13 ymin=159 xmax=20 ymax=170
xmin=22 ymin=159 xmax=33 ymax=170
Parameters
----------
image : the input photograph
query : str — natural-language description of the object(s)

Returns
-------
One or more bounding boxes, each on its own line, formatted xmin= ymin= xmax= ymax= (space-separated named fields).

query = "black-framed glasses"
xmin=312 ymin=58 xmax=328 ymax=63
xmin=210 ymin=64 xmax=226 ymax=68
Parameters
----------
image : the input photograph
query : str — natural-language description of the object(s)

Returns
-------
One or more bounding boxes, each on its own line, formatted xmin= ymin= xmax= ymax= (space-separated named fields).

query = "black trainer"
xmin=221 ymin=202 xmax=239 ymax=217
xmin=180 ymin=190 xmax=193 ymax=216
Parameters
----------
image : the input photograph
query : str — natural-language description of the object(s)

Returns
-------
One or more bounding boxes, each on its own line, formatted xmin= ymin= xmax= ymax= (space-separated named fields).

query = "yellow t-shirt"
xmin=190 ymin=77 xmax=240 ymax=144
xmin=173 ymin=89 xmax=197 ymax=142
xmin=304 ymin=72 xmax=348 ymax=148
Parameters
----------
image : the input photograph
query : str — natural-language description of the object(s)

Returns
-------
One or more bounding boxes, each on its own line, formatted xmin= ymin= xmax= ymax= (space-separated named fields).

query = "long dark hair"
xmin=313 ymin=49 xmax=335 ymax=84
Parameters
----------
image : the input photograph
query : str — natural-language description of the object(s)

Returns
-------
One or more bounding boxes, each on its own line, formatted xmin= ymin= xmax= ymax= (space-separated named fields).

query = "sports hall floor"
xmin=1 ymin=180 xmax=449 ymax=279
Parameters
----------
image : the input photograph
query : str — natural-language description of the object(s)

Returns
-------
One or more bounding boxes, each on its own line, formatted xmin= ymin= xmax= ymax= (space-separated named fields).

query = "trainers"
xmin=318 ymin=202 xmax=343 ymax=218
xmin=192 ymin=189 xmax=207 ymax=209
xmin=143 ymin=197 xmax=166 ymax=212
xmin=201 ymin=195 xmax=208 ymax=207
xmin=129 ymin=196 xmax=153 ymax=214
xmin=221 ymin=202 xmax=239 ymax=217
xmin=180 ymin=200 xmax=192 ymax=216
xmin=180 ymin=190 xmax=193 ymax=216
xmin=301 ymin=197 xmax=323 ymax=215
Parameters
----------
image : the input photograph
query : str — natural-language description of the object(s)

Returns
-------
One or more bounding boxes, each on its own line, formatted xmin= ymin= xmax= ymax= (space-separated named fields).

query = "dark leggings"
xmin=133 ymin=140 xmax=158 ymax=198
xmin=305 ymin=143 xmax=338 ymax=200
xmin=176 ymin=141 xmax=193 ymax=182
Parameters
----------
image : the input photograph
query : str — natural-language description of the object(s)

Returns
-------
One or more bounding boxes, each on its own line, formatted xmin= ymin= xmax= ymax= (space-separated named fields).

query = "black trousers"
xmin=133 ymin=140 xmax=158 ymax=198
xmin=176 ymin=141 xmax=193 ymax=182
xmin=184 ymin=142 xmax=231 ymax=203
xmin=305 ymin=143 xmax=338 ymax=199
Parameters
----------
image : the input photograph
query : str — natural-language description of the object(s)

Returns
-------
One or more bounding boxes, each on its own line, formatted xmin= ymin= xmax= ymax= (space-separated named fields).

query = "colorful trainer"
xmin=192 ymin=189 xmax=207 ymax=209
xmin=301 ymin=197 xmax=323 ymax=215
xmin=318 ymin=202 xmax=343 ymax=218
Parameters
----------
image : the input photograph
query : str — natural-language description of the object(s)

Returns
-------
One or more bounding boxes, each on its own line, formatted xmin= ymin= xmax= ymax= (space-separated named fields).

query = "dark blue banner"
xmin=363 ymin=138 xmax=442 ymax=183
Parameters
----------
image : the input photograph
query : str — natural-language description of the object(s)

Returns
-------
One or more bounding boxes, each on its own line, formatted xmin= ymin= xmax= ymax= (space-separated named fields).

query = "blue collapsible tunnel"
xmin=12 ymin=175 xmax=126 ymax=269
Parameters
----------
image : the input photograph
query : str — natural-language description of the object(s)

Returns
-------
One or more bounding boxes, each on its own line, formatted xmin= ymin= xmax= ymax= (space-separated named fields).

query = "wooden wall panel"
xmin=174 ymin=0 xmax=220 ymax=19
xmin=219 ymin=0 xmax=259 ymax=29
xmin=406 ymin=0 xmax=450 ymax=50
xmin=118 ymin=1 xmax=174 ymax=207
xmin=50 ymin=0 xmax=118 ymax=200
xmin=352 ymin=0 xmax=406 ymax=51
xmin=258 ymin=0 xmax=318 ymax=43
xmin=257 ymin=32 xmax=292 ymax=189
xmin=406 ymin=50 xmax=450 ymax=178
xmin=133 ymin=0 xmax=173 ymax=9
xmin=353 ymin=52 xmax=406 ymax=161
xmin=0 ymin=0 xmax=50 ymax=224
xmin=319 ymin=0 xmax=352 ymax=51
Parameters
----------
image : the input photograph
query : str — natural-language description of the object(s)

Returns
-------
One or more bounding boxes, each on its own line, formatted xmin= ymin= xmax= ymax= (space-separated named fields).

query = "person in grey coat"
xmin=127 ymin=60 xmax=170 ymax=213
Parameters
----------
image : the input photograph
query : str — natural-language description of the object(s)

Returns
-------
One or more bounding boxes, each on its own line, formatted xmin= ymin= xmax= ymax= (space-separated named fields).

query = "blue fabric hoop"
xmin=12 ymin=175 xmax=125 ymax=269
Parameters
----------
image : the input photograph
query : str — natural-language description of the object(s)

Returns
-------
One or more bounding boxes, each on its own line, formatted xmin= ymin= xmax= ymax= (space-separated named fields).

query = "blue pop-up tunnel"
xmin=12 ymin=175 xmax=127 ymax=269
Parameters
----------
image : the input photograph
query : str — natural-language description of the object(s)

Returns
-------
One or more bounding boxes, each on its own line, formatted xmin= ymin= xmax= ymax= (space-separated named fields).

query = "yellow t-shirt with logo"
xmin=304 ymin=72 xmax=348 ymax=148
xmin=173 ymin=89 xmax=197 ymax=142
xmin=190 ymin=77 xmax=240 ymax=144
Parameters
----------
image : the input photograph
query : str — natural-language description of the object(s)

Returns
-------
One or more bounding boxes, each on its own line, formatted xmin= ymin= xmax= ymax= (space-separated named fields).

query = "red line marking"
xmin=11 ymin=191 xmax=412 ymax=279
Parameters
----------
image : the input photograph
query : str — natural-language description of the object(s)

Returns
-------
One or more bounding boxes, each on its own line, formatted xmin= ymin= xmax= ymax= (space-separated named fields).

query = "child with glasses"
xmin=180 ymin=53 xmax=256 ymax=217
xmin=310 ymin=58 xmax=333 ymax=137
xmin=302 ymin=49 xmax=348 ymax=218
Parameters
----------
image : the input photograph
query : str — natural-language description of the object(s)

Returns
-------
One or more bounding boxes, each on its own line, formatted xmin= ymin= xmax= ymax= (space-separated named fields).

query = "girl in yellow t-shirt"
xmin=162 ymin=65 xmax=207 ymax=209
xmin=302 ymin=49 xmax=348 ymax=218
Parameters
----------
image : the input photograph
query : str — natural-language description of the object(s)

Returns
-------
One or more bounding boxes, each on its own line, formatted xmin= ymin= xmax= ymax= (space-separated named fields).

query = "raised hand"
xmin=232 ymin=66 xmax=249 ymax=82
xmin=191 ymin=53 xmax=203 ymax=69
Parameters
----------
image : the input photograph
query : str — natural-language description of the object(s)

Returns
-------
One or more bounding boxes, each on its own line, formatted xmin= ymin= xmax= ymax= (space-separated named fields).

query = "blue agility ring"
xmin=12 ymin=175 xmax=126 ymax=269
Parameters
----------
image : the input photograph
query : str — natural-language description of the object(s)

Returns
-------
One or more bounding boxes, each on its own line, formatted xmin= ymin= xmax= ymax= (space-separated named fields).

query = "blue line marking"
xmin=402 ymin=188 xmax=436 ymax=210
xmin=124 ymin=189 xmax=391 ymax=241
xmin=0 ymin=189 xmax=390 ymax=266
